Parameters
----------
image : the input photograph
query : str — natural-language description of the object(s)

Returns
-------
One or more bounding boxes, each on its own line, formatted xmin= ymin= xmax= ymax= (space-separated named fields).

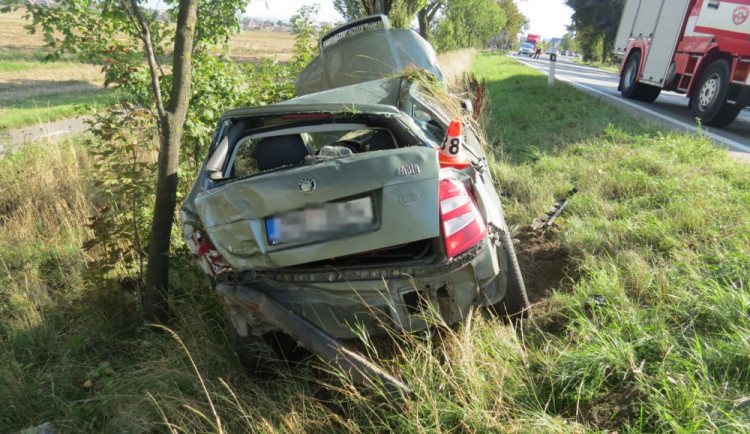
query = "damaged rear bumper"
xmin=219 ymin=233 xmax=507 ymax=339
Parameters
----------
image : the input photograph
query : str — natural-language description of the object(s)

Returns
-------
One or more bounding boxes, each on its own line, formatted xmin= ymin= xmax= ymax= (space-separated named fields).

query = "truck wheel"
xmin=491 ymin=231 xmax=530 ymax=319
xmin=620 ymin=52 xmax=644 ymax=100
xmin=639 ymin=84 xmax=662 ymax=103
xmin=691 ymin=59 xmax=742 ymax=127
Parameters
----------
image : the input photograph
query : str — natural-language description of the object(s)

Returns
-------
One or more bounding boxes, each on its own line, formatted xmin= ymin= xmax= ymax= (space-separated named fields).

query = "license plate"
xmin=266 ymin=196 xmax=375 ymax=244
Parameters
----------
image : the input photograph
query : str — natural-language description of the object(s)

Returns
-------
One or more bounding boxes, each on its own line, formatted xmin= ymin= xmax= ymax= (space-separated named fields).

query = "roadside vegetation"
xmin=0 ymin=9 xmax=295 ymax=131
xmin=2 ymin=49 xmax=749 ymax=432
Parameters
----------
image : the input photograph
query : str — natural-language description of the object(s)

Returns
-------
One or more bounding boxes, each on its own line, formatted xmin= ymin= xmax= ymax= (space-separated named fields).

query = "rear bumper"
xmin=220 ymin=235 xmax=507 ymax=339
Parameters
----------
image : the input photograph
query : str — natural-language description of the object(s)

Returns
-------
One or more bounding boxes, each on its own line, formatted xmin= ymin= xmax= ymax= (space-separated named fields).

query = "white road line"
xmin=35 ymin=129 xmax=70 ymax=139
xmin=515 ymin=57 xmax=750 ymax=154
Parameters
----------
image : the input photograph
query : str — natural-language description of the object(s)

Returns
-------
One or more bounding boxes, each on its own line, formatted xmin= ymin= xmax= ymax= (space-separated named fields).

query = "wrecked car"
xmin=181 ymin=15 xmax=529 ymax=373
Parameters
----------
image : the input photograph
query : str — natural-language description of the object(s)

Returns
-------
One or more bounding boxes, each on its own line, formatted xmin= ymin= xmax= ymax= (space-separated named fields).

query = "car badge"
xmin=397 ymin=163 xmax=421 ymax=176
xmin=298 ymin=177 xmax=316 ymax=195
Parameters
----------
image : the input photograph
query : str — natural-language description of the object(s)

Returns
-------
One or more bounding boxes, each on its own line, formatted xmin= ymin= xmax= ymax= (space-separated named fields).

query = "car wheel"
xmin=691 ymin=59 xmax=742 ymax=127
xmin=491 ymin=231 xmax=530 ymax=319
xmin=229 ymin=326 xmax=308 ymax=376
xmin=620 ymin=52 xmax=644 ymax=100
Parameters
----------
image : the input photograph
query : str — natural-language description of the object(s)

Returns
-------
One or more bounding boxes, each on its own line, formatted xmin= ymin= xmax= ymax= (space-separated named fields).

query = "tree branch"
xmin=126 ymin=0 xmax=166 ymax=119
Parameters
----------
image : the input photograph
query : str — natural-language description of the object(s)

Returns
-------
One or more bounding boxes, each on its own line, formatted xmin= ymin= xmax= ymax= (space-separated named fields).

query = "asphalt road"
xmin=512 ymin=54 xmax=750 ymax=162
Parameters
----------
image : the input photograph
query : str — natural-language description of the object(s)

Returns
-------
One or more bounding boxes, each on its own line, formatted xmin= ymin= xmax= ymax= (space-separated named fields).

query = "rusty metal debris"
xmin=531 ymin=188 xmax=578 ymax=230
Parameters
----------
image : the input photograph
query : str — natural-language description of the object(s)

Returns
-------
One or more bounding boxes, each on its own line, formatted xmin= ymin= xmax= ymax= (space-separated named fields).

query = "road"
xmin=512 ymin=54 xmax=750 ymax=162
xmin=0 ymin=117 xmax=91 ymax=154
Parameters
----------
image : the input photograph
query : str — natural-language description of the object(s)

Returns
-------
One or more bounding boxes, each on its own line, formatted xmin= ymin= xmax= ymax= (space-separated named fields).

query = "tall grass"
xmin=2 ymin=54 xmax=750 ymax=432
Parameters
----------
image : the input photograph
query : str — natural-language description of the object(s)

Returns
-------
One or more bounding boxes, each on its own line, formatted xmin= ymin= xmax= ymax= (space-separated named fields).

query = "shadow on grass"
xmin=0 ymin=80 xmax=104 ymax=103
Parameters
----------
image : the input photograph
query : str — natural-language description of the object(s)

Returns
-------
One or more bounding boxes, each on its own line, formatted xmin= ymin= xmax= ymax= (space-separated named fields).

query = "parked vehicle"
xmin=519 ymin=42 xmax=535 ymax=56
xmin=526 ymin=33 xmax=542 ymax=51
xmin=614 ymin=0 xmax=750 ymax=127
xmin=181 ymin=15 xmax=529 ymax=375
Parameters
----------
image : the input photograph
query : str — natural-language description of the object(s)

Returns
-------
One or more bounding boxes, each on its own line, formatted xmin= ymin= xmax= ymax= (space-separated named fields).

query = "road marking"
xmin=35 ymin=129 xmax=70 ymax=139
xmin=514 ymin=56 xmax=750 ymax=154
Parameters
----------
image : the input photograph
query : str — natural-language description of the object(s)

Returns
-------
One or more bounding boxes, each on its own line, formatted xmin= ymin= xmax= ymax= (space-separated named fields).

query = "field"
xmin=0 ymin=9 xmax=295 ymax=131
xmin=2 ymin=48 xmax=749 ymax=432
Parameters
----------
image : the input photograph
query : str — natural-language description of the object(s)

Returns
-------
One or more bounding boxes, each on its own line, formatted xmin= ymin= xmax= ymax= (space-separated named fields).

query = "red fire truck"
xmin=527 ymin=33 xmax=542 ymax=50
xmin=614 ymin=0 xmax=750 ymax=127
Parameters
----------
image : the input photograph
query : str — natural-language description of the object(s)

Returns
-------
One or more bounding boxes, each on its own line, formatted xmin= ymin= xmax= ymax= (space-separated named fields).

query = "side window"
xmin=230 ymin=138 xmax=260 ymax=178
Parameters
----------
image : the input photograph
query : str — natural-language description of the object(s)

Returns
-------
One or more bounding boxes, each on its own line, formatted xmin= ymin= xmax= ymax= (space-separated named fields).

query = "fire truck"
xmin=614 ymin=0 xmax=750 ymax=127
xmin=527 ymin=33 xmax=542 ymax=51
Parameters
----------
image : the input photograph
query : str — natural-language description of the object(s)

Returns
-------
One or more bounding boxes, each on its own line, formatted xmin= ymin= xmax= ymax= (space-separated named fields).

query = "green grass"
xmin=0 ymin=90 xmax=119 ymax=130
xmin=1 ymin=53 xmax=749 ymax=432
xmin=0 ymin=59 xmax=81 ymax=72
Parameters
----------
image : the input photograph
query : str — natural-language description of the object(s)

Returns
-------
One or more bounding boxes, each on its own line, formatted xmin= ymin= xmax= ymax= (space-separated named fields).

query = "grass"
xmin=0 ymin=90 xmax=119 ymax=130
xmin=1 ymin=52 xmax=750 ymax=432
xmin=0 ymin=8 xmax=296 ymax=131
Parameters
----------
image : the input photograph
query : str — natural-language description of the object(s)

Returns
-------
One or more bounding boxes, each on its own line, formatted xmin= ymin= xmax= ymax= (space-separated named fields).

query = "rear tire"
xmin=229 ymin=326 xmax=308 ymax=376
xmin=691 ymin=59 xmax=742 ymax=127
xmin=620 ymin=52 xmax=644 ymax=100
xmin=491 ymin=231 xmax=530 ymax=319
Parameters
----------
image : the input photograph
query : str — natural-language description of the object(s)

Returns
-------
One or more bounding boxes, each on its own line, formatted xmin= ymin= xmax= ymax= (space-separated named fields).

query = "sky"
xmin=516 ymin=0 xmax=574 ymax=39
xmin=244 ymin=0 xmax=574 ymax=39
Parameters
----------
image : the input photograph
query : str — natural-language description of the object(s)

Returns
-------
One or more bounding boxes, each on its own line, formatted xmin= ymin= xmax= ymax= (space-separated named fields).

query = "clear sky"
xmin=244 ymin=0 xmax=575 ymax=38
xmin=245 ymin=0 xmax=343 ymax=22
xmin=516 ymin=0 xmax=574 ymax=39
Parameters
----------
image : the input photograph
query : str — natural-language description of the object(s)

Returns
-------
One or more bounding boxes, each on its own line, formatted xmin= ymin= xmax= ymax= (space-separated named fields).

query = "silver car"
xmin=181 ymin=15 xmax=529 ymax=371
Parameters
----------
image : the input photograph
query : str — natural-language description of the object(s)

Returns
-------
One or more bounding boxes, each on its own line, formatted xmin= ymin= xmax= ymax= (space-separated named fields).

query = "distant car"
xmin=561 ymin=50 xmax=569 ymax=56
xmin=181 ymin=15 xmax=530 ymax=370
xmin=518 ymin=42 xmax=535 ymax=56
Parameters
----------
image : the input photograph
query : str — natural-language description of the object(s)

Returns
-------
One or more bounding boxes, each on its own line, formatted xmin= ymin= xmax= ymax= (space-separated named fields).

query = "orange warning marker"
xmin=438 ymin=118 xmax=470 ymax=169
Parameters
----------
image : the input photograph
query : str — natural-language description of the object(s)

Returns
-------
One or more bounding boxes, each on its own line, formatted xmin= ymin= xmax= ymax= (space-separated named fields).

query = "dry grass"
xmin=0 ymin=9 xmax=49 ymax=56
xmin=227 ymin=30 xmax=296 ymax=63
xmin=437 ymin=49 xmax=478 ymax=86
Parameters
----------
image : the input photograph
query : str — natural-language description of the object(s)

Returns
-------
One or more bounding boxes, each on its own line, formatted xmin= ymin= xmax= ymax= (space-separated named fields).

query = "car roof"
xmin=218 ymin=99 xmax=403 ymax=123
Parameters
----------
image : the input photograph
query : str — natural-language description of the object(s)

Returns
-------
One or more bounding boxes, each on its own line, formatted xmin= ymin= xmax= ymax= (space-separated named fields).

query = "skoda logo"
xmin=398 ymin=190 xmax=420 ymax=206
xmin=298 ymin=177 xmax=316 ymax=195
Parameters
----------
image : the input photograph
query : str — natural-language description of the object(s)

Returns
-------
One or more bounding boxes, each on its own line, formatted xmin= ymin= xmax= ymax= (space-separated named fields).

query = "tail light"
xmin=183 ymin=224 xmax=230 ymax=275
xmin=438 ymin=178 xmax=487 ymax=258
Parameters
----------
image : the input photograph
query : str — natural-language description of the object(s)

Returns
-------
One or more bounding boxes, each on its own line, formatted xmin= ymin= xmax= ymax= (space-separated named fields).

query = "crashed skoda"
xmin=181 ymin=15 xmax=529 ymax=370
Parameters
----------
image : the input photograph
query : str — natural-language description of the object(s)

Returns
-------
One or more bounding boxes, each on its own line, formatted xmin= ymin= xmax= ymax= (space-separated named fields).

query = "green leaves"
xmin=432 ymin=0 xmax=507 ymax=52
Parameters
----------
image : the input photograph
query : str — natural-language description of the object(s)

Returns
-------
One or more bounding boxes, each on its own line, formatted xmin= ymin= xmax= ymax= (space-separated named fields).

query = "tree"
xmin=332 ymin=0 xmax=426 ymax=29
xmin=333 ymin=0 xmax=365 ymax=21
xmin=11 ymin=0 xmax=247 ymax=322
xmin=417 ymin=0 xmax=442 ymax=40
xmin=432 ymin=0 xmax=507 ymax=52
xmin=560 ymin=31 xmax=579 ymax=52
xmin=565 ymin=0 xmax=625 ymax=61
xmin=496 ymin=0 xmax=526 ymax=40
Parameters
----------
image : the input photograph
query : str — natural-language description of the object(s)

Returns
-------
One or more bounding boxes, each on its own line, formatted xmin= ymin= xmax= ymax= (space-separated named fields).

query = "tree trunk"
xmin=418 ymin=8 xmax=430 ymax=40
xmin=143 ymin=0 xmax=198 ymax=323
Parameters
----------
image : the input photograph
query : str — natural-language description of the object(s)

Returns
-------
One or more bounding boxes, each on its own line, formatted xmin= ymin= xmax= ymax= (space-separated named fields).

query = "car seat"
xmin=255 ymin=134 xmax=310 ymax=171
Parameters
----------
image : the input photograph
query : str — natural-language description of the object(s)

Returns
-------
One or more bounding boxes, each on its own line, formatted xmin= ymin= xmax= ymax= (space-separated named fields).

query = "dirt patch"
xmin=513 ymin=224 xmax=577 ymax=304
xmin=570 ymin=383 xmax=645 ymax=431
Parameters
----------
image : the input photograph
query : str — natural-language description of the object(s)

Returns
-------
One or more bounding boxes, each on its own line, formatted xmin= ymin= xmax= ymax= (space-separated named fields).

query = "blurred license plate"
xmin=266 ymin=197 xmax=375 ymax=244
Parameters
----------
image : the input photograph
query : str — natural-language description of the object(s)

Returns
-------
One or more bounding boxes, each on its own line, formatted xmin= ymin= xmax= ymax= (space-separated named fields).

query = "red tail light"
xmin=183 ymin=225 xmax=230 ymax=275
xmin=438 ymin=178 xmax=487 ymax=258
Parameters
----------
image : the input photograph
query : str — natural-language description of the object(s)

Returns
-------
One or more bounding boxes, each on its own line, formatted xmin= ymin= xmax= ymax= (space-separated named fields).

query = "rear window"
xmin=226 ymin=125 xmax=399 ymax=180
